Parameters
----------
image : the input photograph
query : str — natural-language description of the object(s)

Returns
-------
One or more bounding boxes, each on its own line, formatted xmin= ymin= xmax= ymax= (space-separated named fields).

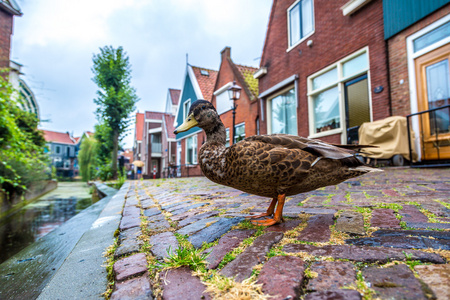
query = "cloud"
xmin=11 ymin=0 xmax=272 ymax=146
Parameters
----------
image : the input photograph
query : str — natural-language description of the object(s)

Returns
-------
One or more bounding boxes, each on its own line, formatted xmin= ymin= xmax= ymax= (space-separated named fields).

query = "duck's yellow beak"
xmin=174 ymin=113 xmax=198 ymax=134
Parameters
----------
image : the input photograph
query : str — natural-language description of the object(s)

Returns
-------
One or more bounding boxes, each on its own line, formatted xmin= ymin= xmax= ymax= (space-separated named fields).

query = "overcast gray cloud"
xmin=11 ymin=0 xmax=272 ymax=147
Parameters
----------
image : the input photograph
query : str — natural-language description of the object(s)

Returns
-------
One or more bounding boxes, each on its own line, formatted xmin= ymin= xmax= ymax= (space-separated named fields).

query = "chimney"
xmin=220 ymin=46 xmax=231 ymax=62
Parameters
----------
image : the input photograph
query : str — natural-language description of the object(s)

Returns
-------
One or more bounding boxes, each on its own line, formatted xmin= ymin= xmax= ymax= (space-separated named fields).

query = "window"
xmin=308 ymin=49 xmax=370 ymax=137
xmin=267 ymin=87 xmax=298 ymax=135
xmin=288 ymin=0 xmax=314 ymax=49
xmin=234 ymin=123 xmax=246 ymax=144
xmin=183 ymin=99 xmax=191 ymax=119
xmin=186 ymin=135 xmax=197 ymax=164
xmin=225 ymin=128 xmax=230 ymax=147
xmin=413 ymin=21 xmax=450 ymax=53
xmin=55 ymin=145 xmax=61 ymax=154
xmin=215 ymin=90 xmax=233 ymax=115
xmin=256 ymin=117 xmax=260 ymax=135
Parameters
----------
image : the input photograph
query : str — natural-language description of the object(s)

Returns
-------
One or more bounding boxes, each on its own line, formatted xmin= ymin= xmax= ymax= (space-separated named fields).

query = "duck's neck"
xmin=204 ymin=121 xmax=226 ymax=146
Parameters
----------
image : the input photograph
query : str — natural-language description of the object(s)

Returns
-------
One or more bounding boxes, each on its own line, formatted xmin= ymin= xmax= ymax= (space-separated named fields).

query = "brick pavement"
xmin=107 ymin=167 xmax=450 ymax=299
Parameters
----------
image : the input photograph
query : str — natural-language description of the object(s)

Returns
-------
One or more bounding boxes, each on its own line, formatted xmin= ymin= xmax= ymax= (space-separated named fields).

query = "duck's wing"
xmin=243 ymin=134 xmax=362 ymax=165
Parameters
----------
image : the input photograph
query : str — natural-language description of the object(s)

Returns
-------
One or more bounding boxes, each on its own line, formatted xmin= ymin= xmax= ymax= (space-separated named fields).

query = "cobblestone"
xmin=220 ymin=232 xmax=283 ymax=282
xmin=108 ymin=167 xmax=450 ymax=299
xmin=297 ymin=214 xmax=334 ymax=242
xmin=205 ymin=229 xmax=255 ymax=269
xmin=283 ymin=244 xmax=445 ymax=263
xmin=160 ymin=267 xmax=211 ymax=300
xmin=363 ymin=264 xmax=427 ymax=300
xmin=306 ymin=261 xmax=356 ymax=292
xmin=257 ymin=256 xmax=305 ymax=300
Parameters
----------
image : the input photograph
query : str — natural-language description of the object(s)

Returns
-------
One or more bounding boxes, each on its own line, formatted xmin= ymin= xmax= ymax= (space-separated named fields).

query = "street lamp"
xmin=228 ymin=81 xmax=242 ymax=145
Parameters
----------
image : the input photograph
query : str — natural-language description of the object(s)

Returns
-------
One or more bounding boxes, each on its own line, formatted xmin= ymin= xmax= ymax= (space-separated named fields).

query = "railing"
xmin=406 ymin=103 xmax=450 ymax=167
xmin=162 ymin=164 xmax=200 ymax=178
xmin=151 ymin=143 xmax=162 ymax=153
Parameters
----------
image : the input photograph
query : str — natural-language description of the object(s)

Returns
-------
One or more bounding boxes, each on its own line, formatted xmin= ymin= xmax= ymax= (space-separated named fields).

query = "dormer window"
xmin=288 ymin=0 xmax=314 ymax=50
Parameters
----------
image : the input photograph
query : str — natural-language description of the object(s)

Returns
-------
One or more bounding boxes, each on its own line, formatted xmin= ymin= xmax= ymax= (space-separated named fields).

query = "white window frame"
xmin=307 ymin=47 xmax=372 ymax=142
xmin=406 ymin=14 xmax=450 ymax=161
xmin=185 ymin=134 xmax=198 ymax=165
xmin=287 ymin=0 xmax=315 ymax=52
xmin=225 ymin=128 xmax=230 ymax=147
xmin=213 ymin=82 xmax=234 ymax=115
xmin=266 ymin=85 xmax=298 ymax=135
xmin=234 ymin=122 xmax=246 ymax=144
xmin=183 ymin=99 xmax=191 ymax=120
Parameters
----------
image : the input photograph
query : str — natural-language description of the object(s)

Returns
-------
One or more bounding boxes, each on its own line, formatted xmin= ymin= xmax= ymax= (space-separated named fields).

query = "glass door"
xmin=344 ymin=74 xmax=371 ymax=144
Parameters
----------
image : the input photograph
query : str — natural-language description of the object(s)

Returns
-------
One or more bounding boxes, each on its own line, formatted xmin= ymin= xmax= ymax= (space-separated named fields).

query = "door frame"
xmin=407 ymin=14 xmax=450 ymax=160
xmin=414 ymin=43 xmax=450 ymax=160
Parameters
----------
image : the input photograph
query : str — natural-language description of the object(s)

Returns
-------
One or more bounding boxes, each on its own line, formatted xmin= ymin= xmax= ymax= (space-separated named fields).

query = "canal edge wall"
xmin=36 ymin=181 xmax=129 ymax=299
xmin=0 ymin=180 xmax=58 ymax=219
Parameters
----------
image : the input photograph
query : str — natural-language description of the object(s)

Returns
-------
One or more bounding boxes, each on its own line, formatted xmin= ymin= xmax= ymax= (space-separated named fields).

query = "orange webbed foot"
xmin=245 ymin=212 xmax=273 ymax=219
xmin=250 ymin=218 xmax=281 ymax=226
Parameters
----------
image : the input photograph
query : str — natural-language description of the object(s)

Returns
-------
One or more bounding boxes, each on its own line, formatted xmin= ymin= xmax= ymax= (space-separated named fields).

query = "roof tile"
xmin=169 ymin=89 xmax=181 ymax=106
xmin=191 ymin=66 xmax=218 ymax=101
xmin=41 ymin=130 xmax=75 ymax=144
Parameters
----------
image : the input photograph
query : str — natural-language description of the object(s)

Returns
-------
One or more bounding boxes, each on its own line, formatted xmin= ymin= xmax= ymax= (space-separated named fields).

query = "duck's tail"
xmin=349 ymin=165 xmax=383 ymax=174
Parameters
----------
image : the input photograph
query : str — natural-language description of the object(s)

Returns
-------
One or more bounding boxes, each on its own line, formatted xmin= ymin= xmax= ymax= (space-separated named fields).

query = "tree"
xmin=92 ymin=46 xmax=138 ymax=179
xmin=0 ymin=70 xmax=48 ymax=198
xmin=78 ymin=135 xmax=98 ymax=182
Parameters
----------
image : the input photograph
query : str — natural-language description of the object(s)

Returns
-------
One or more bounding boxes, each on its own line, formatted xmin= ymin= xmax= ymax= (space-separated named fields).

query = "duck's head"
xmin=174 ymin=100 xmax=221 ymax=134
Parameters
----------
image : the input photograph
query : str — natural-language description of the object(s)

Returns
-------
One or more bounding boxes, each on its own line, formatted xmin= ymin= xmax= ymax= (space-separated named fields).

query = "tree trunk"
xmin=111 ymin=130 xmax=119 ymax=179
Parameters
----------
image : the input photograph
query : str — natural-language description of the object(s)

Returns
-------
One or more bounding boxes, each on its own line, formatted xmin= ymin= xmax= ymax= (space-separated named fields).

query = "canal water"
xmin=0 ymin=182 xmax=98 ymax=264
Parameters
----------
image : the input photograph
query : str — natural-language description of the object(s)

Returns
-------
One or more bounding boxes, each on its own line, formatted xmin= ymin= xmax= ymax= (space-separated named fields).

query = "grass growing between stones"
xmin=195 ymin=271 xmax=269 ymax=300
xmin=435 ymin=199 xmax=450 ymax=209
xmin=374 ymin=202 xmax=403 ymax=212
xmin=216 ymin=227 xmax=265 ymax=269
xmin=103 ymin=237 xmax=120 ymax=299
xmin=157 ymin=233 xmax=208 ymax=270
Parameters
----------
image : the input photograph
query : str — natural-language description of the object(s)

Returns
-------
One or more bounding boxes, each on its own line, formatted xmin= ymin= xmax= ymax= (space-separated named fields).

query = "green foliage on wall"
xmin=0 ymin=70 xmax=49 ymax=198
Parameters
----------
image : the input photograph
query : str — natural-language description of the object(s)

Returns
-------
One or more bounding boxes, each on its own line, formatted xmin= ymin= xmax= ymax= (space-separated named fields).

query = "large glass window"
xmin=269 ymin=88 xmax=298 ymax=135
xmin=288 ymin=0 xmax=314 ymax=48
xmin=234 ymin=123 xmax=245 ymax=144
xmin=186 ymin=135 xmax=197 ymax=164
xmin=313 ymin=87 xmax=340 ymax=133
xmin=309 ymin=49 xmax=370 ymax=137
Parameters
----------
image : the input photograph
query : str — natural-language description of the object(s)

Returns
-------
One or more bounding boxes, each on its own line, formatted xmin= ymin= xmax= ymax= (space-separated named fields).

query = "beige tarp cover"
xmin=358 ymin=116 xmax=417 ymax=161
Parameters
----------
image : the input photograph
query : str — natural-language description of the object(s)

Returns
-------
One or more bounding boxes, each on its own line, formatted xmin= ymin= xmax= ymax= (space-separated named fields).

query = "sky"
xmin=11 ymin=0 xmax=272 ymax=148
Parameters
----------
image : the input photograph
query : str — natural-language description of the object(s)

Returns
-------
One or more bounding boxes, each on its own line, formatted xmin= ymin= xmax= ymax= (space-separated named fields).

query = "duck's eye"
xmin=202 ymin=105 xmax=206 ymax=110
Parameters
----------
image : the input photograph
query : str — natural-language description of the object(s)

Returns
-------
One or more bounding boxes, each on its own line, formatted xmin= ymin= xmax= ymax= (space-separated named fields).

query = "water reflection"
xmin=0 ymin=196 xmax=95 ymax=264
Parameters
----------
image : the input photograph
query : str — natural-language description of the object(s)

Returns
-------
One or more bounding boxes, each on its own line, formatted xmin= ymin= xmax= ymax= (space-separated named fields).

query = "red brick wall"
xmin=388 ymin=4 xmax=450 ymax=117
xmin=0 ymin=9 xmax=13 ymax=69
xmin=259 ymin=0 xmax=389 ymax=142
xmin=212 ymin=48 xmax=259 ymax=142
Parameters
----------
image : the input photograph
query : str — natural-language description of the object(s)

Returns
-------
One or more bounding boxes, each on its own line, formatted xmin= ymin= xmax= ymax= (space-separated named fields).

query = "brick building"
xmin=256 ymin=0 xmax=390 ymax=144
xmin=384 ymin=1 xmax=449 ymax=161
xmin=211 ymin=47 xmax=260 ymax=145
xmin=0 ymin=0 xmax=21 ymax=69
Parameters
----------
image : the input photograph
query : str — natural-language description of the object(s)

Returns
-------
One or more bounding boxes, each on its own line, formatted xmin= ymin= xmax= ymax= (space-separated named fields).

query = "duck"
xmin=174 ymin=100 xmax=380 ymax=226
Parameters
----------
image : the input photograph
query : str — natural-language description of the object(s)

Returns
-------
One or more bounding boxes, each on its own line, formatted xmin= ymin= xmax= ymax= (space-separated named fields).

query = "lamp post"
xmin=227 ymin=81 xmax=242 ymax=145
